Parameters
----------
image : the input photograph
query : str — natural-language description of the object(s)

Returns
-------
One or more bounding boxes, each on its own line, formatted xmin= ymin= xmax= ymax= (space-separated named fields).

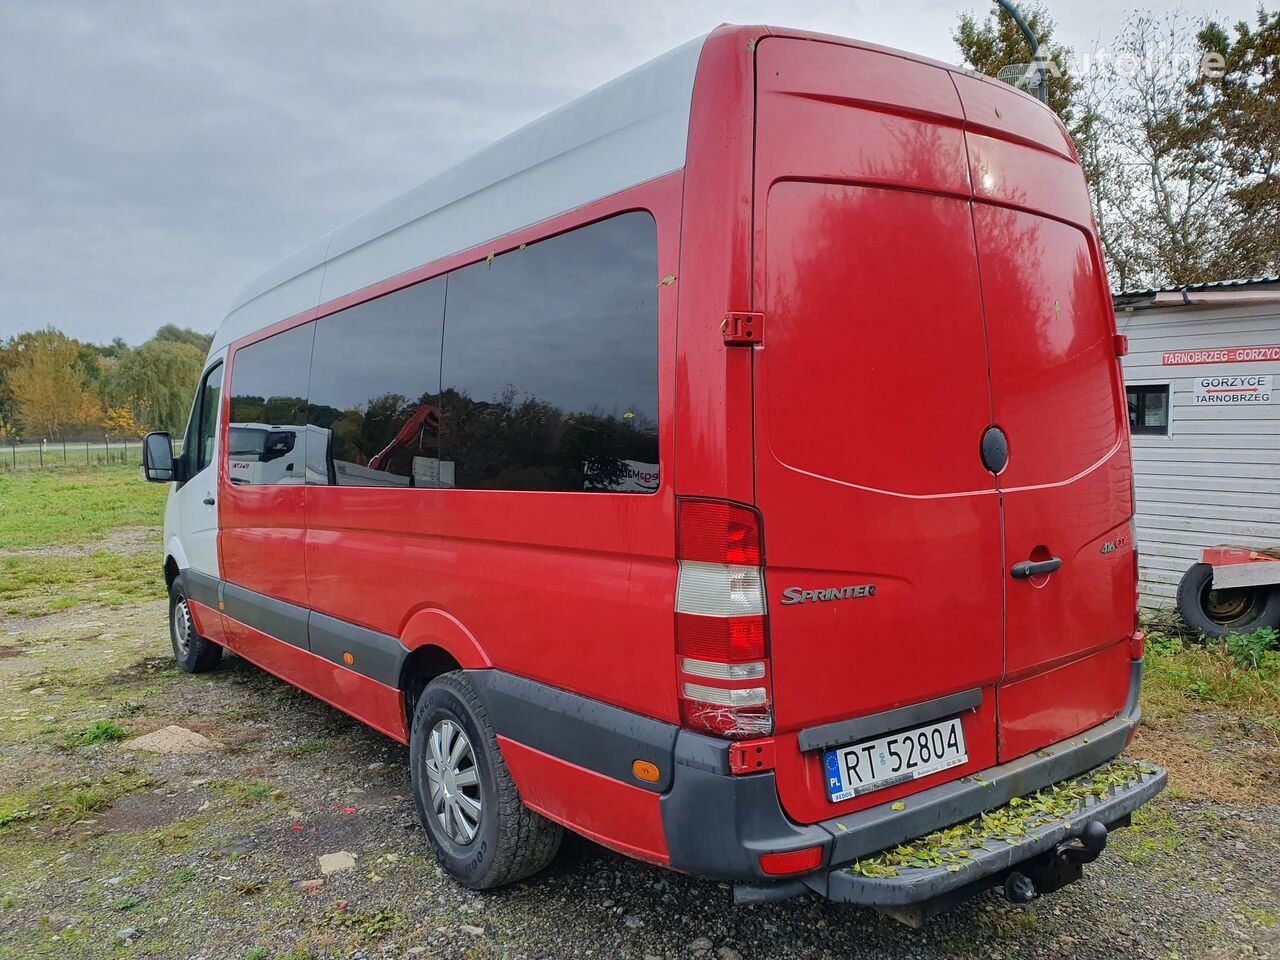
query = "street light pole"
xmin=995 ymin=0 xmax=1048 ymax=103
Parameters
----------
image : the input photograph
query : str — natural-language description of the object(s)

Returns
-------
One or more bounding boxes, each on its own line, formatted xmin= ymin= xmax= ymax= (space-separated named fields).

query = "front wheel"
xmin=409 ymin=671 xmax=562 ymax=888
xmin=168 ymin=579 xmax=222 ymax=673
xmin=1176 ymin=562 xmax=1280 ymax=637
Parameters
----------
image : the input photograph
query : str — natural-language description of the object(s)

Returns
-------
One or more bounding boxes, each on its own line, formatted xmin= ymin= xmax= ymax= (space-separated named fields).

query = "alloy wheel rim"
xmin=424 ymin=718 xmax=482 ymax=844
xmin=173 ymin=596 xmax=192 ymax=655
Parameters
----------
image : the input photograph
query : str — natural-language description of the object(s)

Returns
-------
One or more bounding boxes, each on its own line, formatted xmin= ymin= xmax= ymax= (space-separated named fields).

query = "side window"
xmin=440 ymin=211 xmax=660 ymax=492
xmin=227 ymin=324 xmax=316 ymax=485
xmin=1127 ymin=384 xmax=1170 ymax=436
xmin=195 ymin=364 xmax=223 ymax=473
xmin=307 ymin=277 xmax=446 ymax=487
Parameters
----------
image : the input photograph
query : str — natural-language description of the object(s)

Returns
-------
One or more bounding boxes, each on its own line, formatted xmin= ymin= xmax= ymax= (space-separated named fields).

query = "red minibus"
xmin=143 ymin=24 xmax=1166 ymax=922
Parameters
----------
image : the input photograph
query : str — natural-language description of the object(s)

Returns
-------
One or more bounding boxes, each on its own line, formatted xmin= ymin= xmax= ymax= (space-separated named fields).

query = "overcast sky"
xmin=0 ymin=0 xmax=1258 ymax=346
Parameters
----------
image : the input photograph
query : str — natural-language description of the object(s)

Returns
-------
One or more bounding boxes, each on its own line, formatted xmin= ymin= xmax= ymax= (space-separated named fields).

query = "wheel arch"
xmin=163 ymin=535 xmax=189 ymax=586
xmin=398 ymin=608 xmax=493 ymax=732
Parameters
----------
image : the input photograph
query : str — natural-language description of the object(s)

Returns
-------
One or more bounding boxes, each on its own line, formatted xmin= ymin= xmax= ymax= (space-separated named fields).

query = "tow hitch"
xmin=1003 ymin=820 xmax=1109 ymax=904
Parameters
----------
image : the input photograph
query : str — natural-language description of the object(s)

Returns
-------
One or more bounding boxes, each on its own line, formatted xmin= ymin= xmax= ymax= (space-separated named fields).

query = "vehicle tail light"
xmin=676 ymin=499 xmax=773 ymax=739
xmin=759 ymin=846 xmax=823 ymax=876
xmin=1129 ymin=630 xmax=1145 ymax=660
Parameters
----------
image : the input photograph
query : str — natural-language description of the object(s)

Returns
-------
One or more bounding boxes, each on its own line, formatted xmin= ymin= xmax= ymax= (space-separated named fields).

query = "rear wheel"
xmin=1176 ymin=562 xmax=1280 ymax=637
xmin=168 ymin=579 xmax=222 ymax=672
xmin=409 ymin=671 xmax=561 ymax=888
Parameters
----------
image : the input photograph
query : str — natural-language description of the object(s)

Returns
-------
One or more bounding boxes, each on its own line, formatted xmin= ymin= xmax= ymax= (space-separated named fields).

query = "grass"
xmin=62 ymin=719 xmax=130 ymax=749
xmin=1132 ymin=618 xmax=1280 ymax=803
xmin=1117 ymin=800 xmax=1185 ymax=865
xmin=0 ymin=550 xmax=165 ymax=617
xmin=0 ymin=771 xmax=154 ymax=831
xmin=0 ymin=463 xmax=167 ymax=551
xmin=1142 ymin=627 xmax=1280 ymax=729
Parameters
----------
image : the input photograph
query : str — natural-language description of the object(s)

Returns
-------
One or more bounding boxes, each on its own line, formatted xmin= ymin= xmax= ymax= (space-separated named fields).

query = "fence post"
xmin=9 ymin=440 xmax=14 ymax=469
xmin=85 ymin=439 xmax=90 ymax=465
xmin=39 ymin=441 xmax=43 ymax=468
xmin=104 ymin=436 xmax=109 ymax=464
xmin=63 ymin=440 xmax=67 ymax=464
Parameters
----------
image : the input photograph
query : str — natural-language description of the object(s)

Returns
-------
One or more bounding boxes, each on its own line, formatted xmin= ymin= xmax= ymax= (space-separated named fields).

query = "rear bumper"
xmin=660 ymin=658 xmax=1160 ymax=896
xmin=821 ymin=759 xmax=1165 ymax=907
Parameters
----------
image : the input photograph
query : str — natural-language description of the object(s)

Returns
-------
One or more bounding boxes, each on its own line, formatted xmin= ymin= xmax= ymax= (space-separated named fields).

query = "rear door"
xmin=954 ymin=75 xmax=1136 ymax=760
xmin=751 ymin=40 xmax=1004 ymax=824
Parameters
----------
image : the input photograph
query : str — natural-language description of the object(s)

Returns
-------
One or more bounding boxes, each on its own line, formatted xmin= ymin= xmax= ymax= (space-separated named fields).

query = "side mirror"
xmin=142 ymin=431 xmax=176 ymax=482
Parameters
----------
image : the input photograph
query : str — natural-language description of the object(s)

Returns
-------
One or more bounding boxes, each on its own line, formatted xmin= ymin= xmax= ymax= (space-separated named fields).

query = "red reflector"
xmin=1130 ymin=630 xmax=1145 ymax=660
xmin=759 ymin=846 xmax=824 ymax=876
xmin=678 ymin=498 xmax=762 ymax=566
xmin=676 ymin=613 xmax=766 ymax=662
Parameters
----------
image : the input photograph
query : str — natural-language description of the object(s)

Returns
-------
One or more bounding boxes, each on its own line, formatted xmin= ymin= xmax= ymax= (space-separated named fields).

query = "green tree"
xmin=1188 ymin=8 xmax=1280 ymax=276
xmin=106 ymin=340 xmax=206 ymax=434
xmin=7 ymin=329 xmax=97 ymax=439
xmin=152 ymin=324 xmax=213 ymax=353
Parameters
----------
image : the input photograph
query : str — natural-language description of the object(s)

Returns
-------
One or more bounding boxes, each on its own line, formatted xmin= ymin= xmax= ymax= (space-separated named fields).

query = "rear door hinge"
xmin=1113 ymin=334 xmax=1129 ymax=357
xmin=722 ymin=311 xmax=764 ymax=346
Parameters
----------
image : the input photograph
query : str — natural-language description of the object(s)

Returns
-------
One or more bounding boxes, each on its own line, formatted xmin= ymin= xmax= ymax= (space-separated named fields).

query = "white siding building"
xmin=1114 ymin=278 xmax=1280 ymax=608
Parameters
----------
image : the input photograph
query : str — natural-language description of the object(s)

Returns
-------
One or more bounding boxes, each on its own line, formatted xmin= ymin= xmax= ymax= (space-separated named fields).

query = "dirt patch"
xmin=0 ymin=642 xmax=30 ymax=659
xmin=95 ymin=789 xmax=209 ymax=832
xmin=99 ymin=654 xmax=181 ymax=688
xmin=1130 ymin=719 xmax=1279 ymax=804
xmin=0 ymin=653 xmax=43 ymax=678
xmin=122 ymin=725 xmax=219 ymax=755
xmin=0 ymin=525 xmax=161 ymax=560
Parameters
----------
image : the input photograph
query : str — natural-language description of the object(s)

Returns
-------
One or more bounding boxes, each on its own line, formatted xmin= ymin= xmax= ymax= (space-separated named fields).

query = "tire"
xmin=168 ymin=578 xmax=222 ymax=673
xmin=410 ymin=671 xmax=562 ymax=889
xmin=1176 ymin=562 xmax=1280 ymax=637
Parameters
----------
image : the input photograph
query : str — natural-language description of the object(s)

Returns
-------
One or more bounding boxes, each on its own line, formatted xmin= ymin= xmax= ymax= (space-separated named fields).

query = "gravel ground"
xmin=1 ymin=597 xmax=1277 ymax=960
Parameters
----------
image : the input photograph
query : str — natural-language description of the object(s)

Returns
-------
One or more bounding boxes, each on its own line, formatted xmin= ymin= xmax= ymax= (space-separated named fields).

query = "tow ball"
xmin=1003 ymin=821 xmax=1109 ymax=904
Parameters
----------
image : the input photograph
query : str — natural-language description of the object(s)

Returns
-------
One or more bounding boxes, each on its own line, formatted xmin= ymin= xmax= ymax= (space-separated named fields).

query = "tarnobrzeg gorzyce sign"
xmin=1192 ymin=374 xmax=1273 ymax=404
xmin=1163 ymin=344 xmax=1280 ymax=365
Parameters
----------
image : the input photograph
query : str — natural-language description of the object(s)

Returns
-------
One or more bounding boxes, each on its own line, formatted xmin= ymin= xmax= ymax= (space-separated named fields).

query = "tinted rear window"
xmin=307 ymin=277 xmax=446 ymax=487
xmin=440 ymin=211 xmax=659 ymax=492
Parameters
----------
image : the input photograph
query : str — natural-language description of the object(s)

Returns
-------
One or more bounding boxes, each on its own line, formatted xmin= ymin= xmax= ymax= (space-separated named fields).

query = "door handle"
xmin=203 ymin=496 xmax=216 ymax=506
xmin=1011 ymin=557 xmax=1062 ymax=579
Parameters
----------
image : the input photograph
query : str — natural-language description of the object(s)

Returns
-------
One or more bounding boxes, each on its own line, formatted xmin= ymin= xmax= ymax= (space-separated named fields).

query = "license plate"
xmin=823 ymin=716 xmax=968 ymax=802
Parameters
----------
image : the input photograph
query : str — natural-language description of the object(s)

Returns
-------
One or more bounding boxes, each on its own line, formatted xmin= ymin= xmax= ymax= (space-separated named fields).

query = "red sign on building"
xmin=1161 ymin=344 xmax=1280 ymax=365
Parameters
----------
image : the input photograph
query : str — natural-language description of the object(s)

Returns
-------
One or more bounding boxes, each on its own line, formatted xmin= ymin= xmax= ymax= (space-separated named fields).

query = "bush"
xmin=1225 ymin=626 xmax=1279 ymax=670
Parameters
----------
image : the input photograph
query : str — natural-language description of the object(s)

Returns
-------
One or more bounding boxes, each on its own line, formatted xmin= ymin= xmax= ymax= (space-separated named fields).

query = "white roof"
xmin=211 ymin=32 xmax=708 ymax=354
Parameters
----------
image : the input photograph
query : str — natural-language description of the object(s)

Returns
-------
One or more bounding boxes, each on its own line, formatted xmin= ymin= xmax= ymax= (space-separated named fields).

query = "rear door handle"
xmin=1011 ymin=558 xmax=1062 ymax=579
xmin=203 ymin=496 xmax=216 ymax=506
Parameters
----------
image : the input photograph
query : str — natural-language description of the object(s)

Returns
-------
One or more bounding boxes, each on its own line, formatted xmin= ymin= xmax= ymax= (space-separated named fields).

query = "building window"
xmin=1127 ymin=384 xmax=1169 ymax=436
